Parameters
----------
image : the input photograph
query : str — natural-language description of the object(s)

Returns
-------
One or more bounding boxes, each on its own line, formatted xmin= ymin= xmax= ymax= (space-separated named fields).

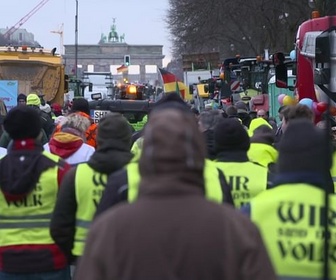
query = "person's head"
xmin=249 ymin=110 xmax=257 ymax=120
xmin=96 ymin=113 xmax=132 ymax=152
xmin=225 ymin=105 xmax=238 ymax=117
xmin=235 ymin=101 xmax=248 ymax=114
xmin=282 ymin=104 xmax=314 ymax=132
xmin=153 ymin=92 xmax=185 ymax=108
xmin=214 ymin=118 xmax=250 ymax=154
xmin=61 ymin=113 xmax=91 ymax=140
xmin=190 ymin=107 xmax=199 ymax=118
xmin=4 ymin=105 xmax=41 ymax=140
xmin=17 ymin=93 xmax=27 ymax=106
xmin=51 ymin=103 xmax=63 ymax=116
xmin=248 ymin=117 xmax=273 ymax=137
xmin=198 ymin=110 xmax=222 ymax=132
xmin=149 ymin=92 xmax=188 ymax=118
xmin=250 ymin=125 xmax=275 ymax=145
xmin=139 ymin=107 xmax=205 ymax=185
xmin=26 ymin=93 xmax=41 ymax=108
xmin=40 ymin=103 xmax=51 ymax=115
xmin=71 ymin=98 xmax=90 ymax=116
xmin=257 ymin=109 xmax=266 ymax=119
xmin=278 ymin=105 xmax=286 ymax=122
xmin=277 ymin=119 xmax=330 ymax=175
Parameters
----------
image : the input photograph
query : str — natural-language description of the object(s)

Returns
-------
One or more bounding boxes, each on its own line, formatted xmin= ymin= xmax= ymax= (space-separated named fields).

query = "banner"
xmin=0 ymin=80 xmax=18 ymax=111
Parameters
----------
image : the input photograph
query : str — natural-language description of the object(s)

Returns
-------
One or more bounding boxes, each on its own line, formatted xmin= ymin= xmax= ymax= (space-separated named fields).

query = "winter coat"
xmin=75 ymin=108 xmax=276 ymax=280
xmin=202 ymin=129 xmax=216 ymax=160
xmin=0 ymin=139 xmax=71 ymax=273
xmin=50 ymin=136 xmax=133 ymax=263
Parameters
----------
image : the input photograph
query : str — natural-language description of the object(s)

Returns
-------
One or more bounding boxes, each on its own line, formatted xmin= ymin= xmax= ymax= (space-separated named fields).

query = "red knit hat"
xmin=51 ymin=103 xmax=62 ymax=113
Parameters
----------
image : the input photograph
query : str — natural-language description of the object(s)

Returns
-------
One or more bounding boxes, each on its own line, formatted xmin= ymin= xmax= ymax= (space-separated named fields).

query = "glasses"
xmin=258 ymin=115 xmax=265 ymax=117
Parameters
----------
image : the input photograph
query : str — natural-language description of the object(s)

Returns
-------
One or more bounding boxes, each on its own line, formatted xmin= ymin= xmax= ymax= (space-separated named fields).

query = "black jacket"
xmin=95 ymin=164 xmax=234 ymax=218
xmin=40 ymin=110 xmax=54 ymax=138
xmin=50 ymin=148 xmax=133 ymax=262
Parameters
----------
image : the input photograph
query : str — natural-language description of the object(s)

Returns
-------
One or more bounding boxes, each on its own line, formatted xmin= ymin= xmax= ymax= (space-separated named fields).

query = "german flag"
xmin=117 ymin=64 xmax=128 ymax=73
xmin=159 ymin=68 xmax=190 ymax=100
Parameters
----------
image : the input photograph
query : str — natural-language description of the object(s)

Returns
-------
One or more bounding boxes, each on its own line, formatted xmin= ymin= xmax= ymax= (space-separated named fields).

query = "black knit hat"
xmin=152 ymin=92 xmax=190 ymax=114
xmin=4 ymin=106 xmax=41 ymax=140
xmin=214 ymin=118 xmax=250 ymax=152
xmin=17 ymin=93 xmax=27 ymax=103
xmin=278 ymin=119 xmax=330 ymax=173
xmin=235 ymin=101 xmax=248 ymax=113
xmin=97 ymin=113 xmax=132 ymax=151
xmin=71 ymin=98 xmax=90 ymax=115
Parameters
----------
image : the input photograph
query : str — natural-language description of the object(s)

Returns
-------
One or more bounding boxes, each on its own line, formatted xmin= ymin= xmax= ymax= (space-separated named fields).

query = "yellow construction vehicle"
xmin=0 ymin=45 xmax=68 ymax=106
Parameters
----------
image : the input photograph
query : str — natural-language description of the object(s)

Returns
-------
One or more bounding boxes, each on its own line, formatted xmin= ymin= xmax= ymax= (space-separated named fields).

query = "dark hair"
xmin=190 ymin=107 xmax=199 ymax=115
xmin=71 ymin=98 xmax=90 ymax=115
xmin=283 ymin=104 xmax=314 ymax=123
xmin=225 ymin=105 xmax=238 ymax=117
xmin=278 ymin=105 xmax=286 ymax=113
xmin=199 ymin=110 xmax=223 ymax=130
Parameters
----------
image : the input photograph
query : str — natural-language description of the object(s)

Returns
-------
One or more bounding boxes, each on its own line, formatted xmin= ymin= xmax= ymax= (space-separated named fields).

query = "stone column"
xmin=139 ymin=64 xmax=146 ymax=83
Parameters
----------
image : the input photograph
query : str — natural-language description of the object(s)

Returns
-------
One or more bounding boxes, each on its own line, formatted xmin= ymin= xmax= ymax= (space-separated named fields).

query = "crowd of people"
xmin=0 ymin=91 xmax=334 ymax=280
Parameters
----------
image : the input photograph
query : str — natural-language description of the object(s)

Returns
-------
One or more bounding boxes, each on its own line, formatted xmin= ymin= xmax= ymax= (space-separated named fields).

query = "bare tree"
xmin=166 ymin=0 xmax=311 ymax=60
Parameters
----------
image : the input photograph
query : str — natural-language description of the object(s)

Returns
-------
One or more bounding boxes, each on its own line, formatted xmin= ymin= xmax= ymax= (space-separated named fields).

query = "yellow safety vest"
xmin=0 ymin=152 xmax=60 ymax=247
xmin=131 ymin=137 xmax=144 ymax=162
xmin=250 ymin=184 xmax=336 ymax=279
xmin=72 ymin=163 xmax=107 ymax=256
xmin=127 ymin=159 xmax=223 ymax=203
xmin=129 ymin=115 xmax=147 ymax=131
xmin=215 ymin=161 xmax=267 ymax=208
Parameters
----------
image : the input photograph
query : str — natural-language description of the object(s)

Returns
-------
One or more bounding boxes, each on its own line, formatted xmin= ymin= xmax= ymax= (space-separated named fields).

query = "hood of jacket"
xmin=0 ymin=139 xmax=57 ymax=201
xmin=48 ymin=132 xmax=83 ymax=159
xmin=138 ymin=108 xmax=206 ymax=198
xmin=248 ymin=142 xmax=278 ymax=167
xmin=88 ymin=149 xmax=133 ymax=174
xmin=248 ymin=118 xmax=272 ymax=137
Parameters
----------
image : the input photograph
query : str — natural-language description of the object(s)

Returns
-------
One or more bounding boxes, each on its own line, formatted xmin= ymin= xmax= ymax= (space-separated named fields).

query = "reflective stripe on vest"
xmin=127 ymin=159 xmax=223 ymax=203
xmin=0 ymin=152 xmax=59 ymax=246
xmin=250 ymin=184 xmax=336 ymax=279
xmin=73 ymin=163 xmax=106 ymax=256
xmin=215 ymin=161 xmax=267 ymax=208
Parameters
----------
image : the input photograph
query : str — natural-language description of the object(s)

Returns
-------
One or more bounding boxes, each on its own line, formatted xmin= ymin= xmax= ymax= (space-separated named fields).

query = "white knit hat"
xmin=40 ymin=104 xmax=51 ymax=114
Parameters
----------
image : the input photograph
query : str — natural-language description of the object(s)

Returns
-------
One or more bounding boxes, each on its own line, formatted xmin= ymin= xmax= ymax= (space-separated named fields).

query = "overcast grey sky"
xmin=1 ymin=0 xmax=172 ymax=64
